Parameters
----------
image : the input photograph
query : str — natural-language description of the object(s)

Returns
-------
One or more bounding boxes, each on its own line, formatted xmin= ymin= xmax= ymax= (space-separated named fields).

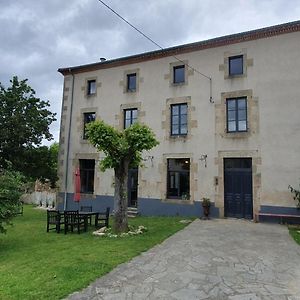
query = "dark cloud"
xmin=0 ymin=0 xmax=299 ymax=143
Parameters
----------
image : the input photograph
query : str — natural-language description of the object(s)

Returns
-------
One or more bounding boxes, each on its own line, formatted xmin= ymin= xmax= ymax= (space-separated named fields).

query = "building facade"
xmin=57 ymin=21 xmax=300 ymax=219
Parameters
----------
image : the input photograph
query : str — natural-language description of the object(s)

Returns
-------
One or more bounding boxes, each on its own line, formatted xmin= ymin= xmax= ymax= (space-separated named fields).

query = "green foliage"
xmin=0 ymin=169 xmax=24 ymax=233
xmin=288 ymin=183 xmax=300 ymax=208
xmin=20 ymin=142 xmax=59 ymax=187
xmin=0 ymin=205 xmax=192 ymax=299
xmin=0 ymin=76 xmax=56 ymax=170
xmin=86 ymin=121 xmax=159 ymax=171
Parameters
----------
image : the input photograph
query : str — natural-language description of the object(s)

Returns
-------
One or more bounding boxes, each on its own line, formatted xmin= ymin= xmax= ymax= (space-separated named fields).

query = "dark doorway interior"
xmin=128 ymin=168 xmax=138 ymax=207
xmin=224 ymin=158 xmax=253 ymax=219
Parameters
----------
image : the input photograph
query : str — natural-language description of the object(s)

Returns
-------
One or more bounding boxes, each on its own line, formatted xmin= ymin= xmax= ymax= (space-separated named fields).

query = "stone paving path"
xmin=67 ymin=219 xmax=300 ymax=300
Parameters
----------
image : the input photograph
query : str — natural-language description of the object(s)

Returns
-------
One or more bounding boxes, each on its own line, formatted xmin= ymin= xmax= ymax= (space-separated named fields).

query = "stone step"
xmin=127 ymin=207 xmax=138 ymax=218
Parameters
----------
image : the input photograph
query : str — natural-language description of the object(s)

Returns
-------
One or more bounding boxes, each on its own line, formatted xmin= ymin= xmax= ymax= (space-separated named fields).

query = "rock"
xmin=179 ymin=219 xmax=192 ymax=224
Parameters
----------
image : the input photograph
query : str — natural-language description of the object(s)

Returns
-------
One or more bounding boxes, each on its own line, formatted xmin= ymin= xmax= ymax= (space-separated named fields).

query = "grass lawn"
xmin=0 ymin=205 xmax=193 ymax=300
xmin=289 ymin=225 xmax=300 ymax=245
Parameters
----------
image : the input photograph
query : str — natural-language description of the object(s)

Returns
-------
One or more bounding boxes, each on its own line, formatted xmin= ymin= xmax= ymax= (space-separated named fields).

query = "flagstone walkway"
xmin=67 ymin=219 xmax=300 ymax=300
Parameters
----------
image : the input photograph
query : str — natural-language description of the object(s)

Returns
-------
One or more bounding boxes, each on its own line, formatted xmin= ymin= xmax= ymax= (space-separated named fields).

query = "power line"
xmin=97 ymin=0 xmax=213 ymax=102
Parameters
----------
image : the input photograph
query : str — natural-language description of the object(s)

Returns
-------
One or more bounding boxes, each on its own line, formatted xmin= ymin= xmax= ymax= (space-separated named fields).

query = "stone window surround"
xmin=169 ymin=60 xmax=189 ymax=86
xmin=160 ymin=153 xmax=198 ymax=204
xmin=73 ymin=153 xmax=101 ymax=199
xmin=219 ymin=49 xmax=253 ymax=79
xmin=116 ymin=102 xmax=146 ymax=130
xmin=214 ymin=150 xmax=262 ymax=218
xmin=79 ymin=107 xmax=98 ymax=144
xmin=162 ymin=96 xmax=197 ymax=141
xmin=81 ymin=76 xmax=102 ymax=99
xmin=121 ymin=68 xmax=141 ymax=93
xmin=215 ymin=89 xmax=259 ymax=139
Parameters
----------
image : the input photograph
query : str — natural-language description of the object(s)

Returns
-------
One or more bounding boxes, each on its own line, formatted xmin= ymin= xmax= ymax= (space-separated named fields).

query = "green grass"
xmin=0 ymin=205 xmax=192 ymax=300
xmin=289 ymin=225 xmax=300 ymax=245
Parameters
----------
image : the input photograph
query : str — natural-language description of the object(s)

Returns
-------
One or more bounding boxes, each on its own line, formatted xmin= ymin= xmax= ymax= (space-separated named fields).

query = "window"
xmin=229 ymin=55 xmax=243 ymax=76
xmin=226 ymin=98 xmax=247 ymax=132
xmin=79 ymin=159 xmax=95 ymax=193
xmin=83 ymin=112 xmax=95 ymax=139
xmin=124 ymin=108 xmax=138 ymax=129
xmin=167 ymin=158 xmax=190 ymax=199
xmin=127 ymin=73 xmax=136 ymax=92
xmin=87 ymin=80 xmax=96 ymax=95
xmin=173 ymin=65 xmax=185 ymax=84
xmin=171 ymin=103 xmax=187 ymax=135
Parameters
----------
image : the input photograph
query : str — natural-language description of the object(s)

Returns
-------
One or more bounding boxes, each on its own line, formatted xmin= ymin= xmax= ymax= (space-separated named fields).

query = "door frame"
xmin=215 ymin=150 xmax=261 ymax=218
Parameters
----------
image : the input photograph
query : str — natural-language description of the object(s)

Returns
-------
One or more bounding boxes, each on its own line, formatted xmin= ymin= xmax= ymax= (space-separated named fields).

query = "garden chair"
xmin=95 ymin=207 xmax=110 ymax=228
xmin=80 ymin=205 xmax=92 ymax=225
xmin=64 ymin=210 xmax=86 ymax=234
xmin=47 ymin=210 xmax=64 ymax=233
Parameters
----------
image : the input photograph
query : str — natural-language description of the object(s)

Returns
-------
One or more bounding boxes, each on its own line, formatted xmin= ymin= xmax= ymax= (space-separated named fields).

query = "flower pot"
xmin=202 ymin=204 xmax=210 ymax=219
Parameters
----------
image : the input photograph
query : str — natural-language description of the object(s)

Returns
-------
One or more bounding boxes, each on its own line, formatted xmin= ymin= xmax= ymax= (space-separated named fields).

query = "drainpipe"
xmin=63 ymin=69 xmax=75 ymax=211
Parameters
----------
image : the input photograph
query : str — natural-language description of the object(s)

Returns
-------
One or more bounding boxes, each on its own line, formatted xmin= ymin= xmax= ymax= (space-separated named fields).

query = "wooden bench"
xmin=255 ymin=212 xmax=300 ymax=224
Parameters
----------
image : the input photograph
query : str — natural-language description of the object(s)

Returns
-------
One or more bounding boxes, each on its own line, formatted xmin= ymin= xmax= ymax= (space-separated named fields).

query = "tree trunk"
xmin=113 ymin=159 xmax=129 ymax=233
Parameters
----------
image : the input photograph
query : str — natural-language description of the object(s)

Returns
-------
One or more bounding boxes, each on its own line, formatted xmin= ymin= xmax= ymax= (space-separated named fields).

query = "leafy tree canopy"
xmin=0 ymin=169 xmax=24 ymax=233
xmin=0 ymin=76 xmax=56 ymax=170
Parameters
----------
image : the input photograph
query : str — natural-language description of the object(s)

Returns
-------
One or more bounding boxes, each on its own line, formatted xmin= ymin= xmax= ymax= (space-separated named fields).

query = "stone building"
xmin=57 ymin=20 xmax=300 ymax=219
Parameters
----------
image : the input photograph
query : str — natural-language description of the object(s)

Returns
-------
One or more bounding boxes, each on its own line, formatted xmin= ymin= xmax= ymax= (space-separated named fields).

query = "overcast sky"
xmin=1 ymin=0 xmax=299 ymax=145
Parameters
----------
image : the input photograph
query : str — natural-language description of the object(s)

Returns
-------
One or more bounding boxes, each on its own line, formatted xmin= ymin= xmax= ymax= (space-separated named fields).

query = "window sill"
xmin=171 ymin=82 xmax=186 ymax=87
xmin=163 ymin=198 xmax=194 ymax=205
xmin=223 ymin=131 xmax=250 ymax=139
xmin=226 ymin=74 xmax=246 ymax=79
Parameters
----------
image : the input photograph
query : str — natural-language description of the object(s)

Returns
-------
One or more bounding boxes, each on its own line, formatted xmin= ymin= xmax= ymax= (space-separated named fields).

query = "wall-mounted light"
xmin=199 ymin=154 xmax=208 ymax=168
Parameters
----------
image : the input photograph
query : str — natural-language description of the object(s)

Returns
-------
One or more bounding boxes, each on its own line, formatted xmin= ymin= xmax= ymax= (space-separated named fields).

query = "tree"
xmin=0 ymin=76 xmax=56 ymax=170
xmin=0 ymin=169 xmax=24 ymax=233
xmin=20 ymin=142 xmax=59 ymax=187
xmin=87 ymin=121 xmax=159 ymax=233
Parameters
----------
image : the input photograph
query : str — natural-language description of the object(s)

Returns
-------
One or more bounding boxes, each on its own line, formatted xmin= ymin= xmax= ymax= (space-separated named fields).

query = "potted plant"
xmin=202 ymin=197 xmax=211 ymax=219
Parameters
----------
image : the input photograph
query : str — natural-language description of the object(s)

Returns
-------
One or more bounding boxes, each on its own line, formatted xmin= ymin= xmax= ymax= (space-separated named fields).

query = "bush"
xmin=289 ymin=183 xmax=300 ymax=208
xmin=0 ymin=169 xmax=24 ymax=233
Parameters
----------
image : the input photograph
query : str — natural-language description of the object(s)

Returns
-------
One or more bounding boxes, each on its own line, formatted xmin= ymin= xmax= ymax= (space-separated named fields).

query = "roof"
xmin=58 ymin=20 xmax=300 ymax=75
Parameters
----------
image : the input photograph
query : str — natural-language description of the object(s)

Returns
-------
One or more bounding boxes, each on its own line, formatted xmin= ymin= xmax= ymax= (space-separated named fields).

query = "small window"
xmin=171 ymin=103 xmax=187 ymax=136
xmin=226 ymin=98 xmax=247 ymax=132
xmin=229 ymin=55 xmax=243 ymax=76
xmin=127 ymin=73 xmax=136 ymax=92
xmin=79 ymin=159 xmax=95 ymax=194
xmin=87 ymin=80 xmax=96 ymax=95
xmin=173 ymin=65 xmax=185 ymax=84
xmin=167 ymin=158 xmax=190 ymax=199
xmin=83 ymin=112 xmax=96 ymax=139
xmin=124 ymin=108 xmax=138 ymax=129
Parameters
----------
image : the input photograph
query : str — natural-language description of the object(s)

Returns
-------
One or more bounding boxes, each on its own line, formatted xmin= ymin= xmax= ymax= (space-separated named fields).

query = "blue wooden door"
xmin=224 ymin=158 xmax=253 ymax=219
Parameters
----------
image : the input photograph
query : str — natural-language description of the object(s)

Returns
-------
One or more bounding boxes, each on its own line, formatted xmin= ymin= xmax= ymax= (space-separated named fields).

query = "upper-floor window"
xmin=173 ymin=65 xmax=185 ymax=84
xmin=127 ymin=73 xmax=137 ymax=92
xmin=229 ymin=55 xmax=243 ymax=76
xmin=124 ymin=108 xmax=138 ymax=129
xmin=79 ymin=159 xmax=95 ymax=194
xmin=226 ymin=97 xmax=247 ymax=132
xmin=83 ymin=112 xmax=96 ymax=139
xmin=87 ymin=80 xmax=96 ymax=95
xmin=171 ymin=103 xmax=187 ymax=136
xmin=167 ymin=158 xmax=190 ymax=199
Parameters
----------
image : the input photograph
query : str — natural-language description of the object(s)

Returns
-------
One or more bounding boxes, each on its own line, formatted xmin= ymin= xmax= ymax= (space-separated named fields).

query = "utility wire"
xmin=97 ymin=0 xmax=213 ymax=102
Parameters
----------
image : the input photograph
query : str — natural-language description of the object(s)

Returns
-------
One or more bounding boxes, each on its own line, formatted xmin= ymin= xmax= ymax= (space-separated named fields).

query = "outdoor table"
xmin=78 ymin=211 xmax=99 ymax=230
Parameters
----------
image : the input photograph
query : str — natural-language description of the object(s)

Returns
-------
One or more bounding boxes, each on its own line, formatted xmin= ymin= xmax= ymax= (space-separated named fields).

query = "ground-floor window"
xmin=167 ymin=158 xmax=190 ymax=199
xmin=79 ymin=159 xmax=95 ymax=193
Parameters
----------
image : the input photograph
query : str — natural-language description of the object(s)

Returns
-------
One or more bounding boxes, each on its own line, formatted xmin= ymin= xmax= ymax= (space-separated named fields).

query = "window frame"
xmin=173 ymin=65 xmax=185 ymax=84
xmin=228 ymin=55 xmax=244 ymax=76
xmin=226 ymin=97 xmax=248 ymax=133
xmin=167 ymin=158 xmax=190 ymax=199
xmin=83 ymin=112 xmax=96 ymax=139
xmin=170 ymin=103 xmax=188 ymax=136
xmin=127 ymin=73 xmax=137 ymax=92
xmin=124 ymin=108 xmax=138 ymax=129
xmin=87 ymin=79 xmax=96 ymax=95
xmin=79 ymin=159 xmax=95 ymax=194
